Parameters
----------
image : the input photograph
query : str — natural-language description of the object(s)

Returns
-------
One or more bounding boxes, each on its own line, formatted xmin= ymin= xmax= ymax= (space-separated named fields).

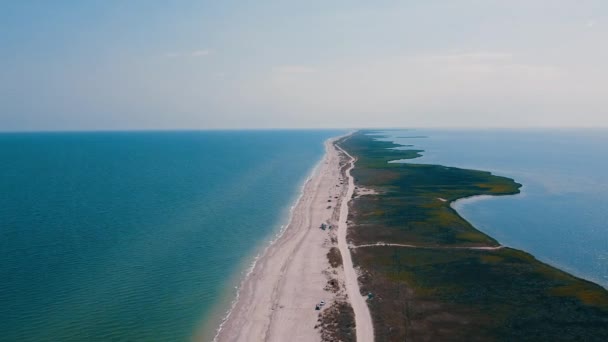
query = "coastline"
xmin=384 ymin=128 xmax=608 ymax=289
xmin=450 ymin=190 xmax=608 ymax=289
xmin=205 ymin=161 xmax=321 ymax=341
xmin=196 ymin=162 xmax=321 ymax=342
xmin=211 ymin=134 xmax=353 ymax=342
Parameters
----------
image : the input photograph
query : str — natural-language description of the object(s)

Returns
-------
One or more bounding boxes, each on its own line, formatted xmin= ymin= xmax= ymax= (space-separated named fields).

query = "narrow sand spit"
xmin=213 ymin=137 xmax=360 ymax=342
xmin=335 ymin=144 xmax=375 ymax=342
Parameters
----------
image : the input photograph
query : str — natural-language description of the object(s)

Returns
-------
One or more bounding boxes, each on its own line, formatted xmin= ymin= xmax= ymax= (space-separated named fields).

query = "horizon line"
xmin=2 ymin=125 xmax=608 ymax=134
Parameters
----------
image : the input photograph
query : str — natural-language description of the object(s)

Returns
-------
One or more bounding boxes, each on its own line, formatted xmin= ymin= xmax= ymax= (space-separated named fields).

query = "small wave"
xmin=211 ymin=140 xmax=333 ymax=341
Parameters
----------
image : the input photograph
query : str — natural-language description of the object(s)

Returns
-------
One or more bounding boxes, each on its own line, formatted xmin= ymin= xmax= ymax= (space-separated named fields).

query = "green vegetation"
xmin=338 ymin=131 xmax=608 ymax=341
xmin=343 ymin=131 xmax=520 ymax=248
xmin=327 ymin=246 xmax=343 ymax=268
xmin=317 ymin=301 xmax=356 ymax=342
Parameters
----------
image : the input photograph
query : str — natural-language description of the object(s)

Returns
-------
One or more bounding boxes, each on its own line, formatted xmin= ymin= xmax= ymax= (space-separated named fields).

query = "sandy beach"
xmin=213 ymin=136 xmax=364 ymax=342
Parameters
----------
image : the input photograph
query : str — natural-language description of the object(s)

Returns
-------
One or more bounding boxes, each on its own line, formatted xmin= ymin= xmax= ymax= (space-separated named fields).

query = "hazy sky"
xmin=1 ymin=1 xmax=607 ymax=130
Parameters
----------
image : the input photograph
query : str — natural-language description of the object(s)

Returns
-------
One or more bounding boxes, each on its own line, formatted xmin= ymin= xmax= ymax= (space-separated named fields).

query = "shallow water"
xmin=377 ymin=129 xmax=608 ymax=287
xmin=0 ymin=130 xmax=343 ymax=341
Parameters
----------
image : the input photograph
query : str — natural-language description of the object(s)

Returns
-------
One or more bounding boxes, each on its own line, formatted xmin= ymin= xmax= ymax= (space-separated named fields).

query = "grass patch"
xmin=316 ymin=300 xmax=356 ymax=342
xmin=327 ymin=247 xmax=343 ymax=268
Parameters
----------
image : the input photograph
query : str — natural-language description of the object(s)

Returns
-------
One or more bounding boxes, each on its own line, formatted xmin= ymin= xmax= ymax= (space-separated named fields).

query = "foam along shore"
xmin=213 ymin=136 xmax=357 ymax=342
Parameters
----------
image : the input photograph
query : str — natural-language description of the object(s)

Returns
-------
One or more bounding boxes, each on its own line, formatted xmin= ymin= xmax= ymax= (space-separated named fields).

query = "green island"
xmin=337 ymin=130 xmax=608 ymax=341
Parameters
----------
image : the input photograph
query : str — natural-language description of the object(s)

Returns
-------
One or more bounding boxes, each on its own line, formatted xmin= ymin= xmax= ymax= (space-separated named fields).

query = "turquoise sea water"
xmin=377 ymin=129 xmax=608 ymax=288
xmin=0 ymin=130 xmax=343 ymax=341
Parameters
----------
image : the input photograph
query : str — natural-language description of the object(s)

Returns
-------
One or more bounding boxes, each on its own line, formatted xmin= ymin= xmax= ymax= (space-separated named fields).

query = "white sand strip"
xmin=213 ymin=137 xmax=352 ymax=342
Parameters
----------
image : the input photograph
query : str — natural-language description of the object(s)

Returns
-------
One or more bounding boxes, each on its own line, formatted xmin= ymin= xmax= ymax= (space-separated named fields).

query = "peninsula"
xmin=215 ymin=130 xmax=608 ymax=342
xmin=336 ymin=130 xmax=608 ymax=341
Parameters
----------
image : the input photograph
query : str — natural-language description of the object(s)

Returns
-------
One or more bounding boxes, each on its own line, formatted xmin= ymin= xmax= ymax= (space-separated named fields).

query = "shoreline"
xmin=450 ymin=191 xmax=608 ymax=289
xmin=383 ymin=130 xmax=608 ymax=288
xmin=206 ymin=160 xmax=322 ymax=341
xmin=211 ymin=134 xmax=353 ymax=342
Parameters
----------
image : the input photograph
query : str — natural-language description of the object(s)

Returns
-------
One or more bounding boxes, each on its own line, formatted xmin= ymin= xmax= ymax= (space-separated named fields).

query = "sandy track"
xmin=352 ymin=243 xmax=504 ymax=251
xmin=335 ymin=144 xmax=375 ymax=342
xmin=213 ymin=137 xmax=353 ymax=342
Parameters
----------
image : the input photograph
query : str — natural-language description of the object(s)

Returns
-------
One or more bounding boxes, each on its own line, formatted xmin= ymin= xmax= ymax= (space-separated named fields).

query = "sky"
xmin=1 ymin=0 xmax=607 ymax=131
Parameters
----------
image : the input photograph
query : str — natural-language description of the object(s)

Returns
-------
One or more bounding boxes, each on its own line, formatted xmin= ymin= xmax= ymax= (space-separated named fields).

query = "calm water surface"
xmin=0 ymin=130 xmax=343 ymax=341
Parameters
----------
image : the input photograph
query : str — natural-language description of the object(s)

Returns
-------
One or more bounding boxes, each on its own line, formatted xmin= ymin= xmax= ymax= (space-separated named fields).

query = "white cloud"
xmin=190 ymin=49 xmax=211 ymax=57
xmin=164 ymin=49 xmax=212 ymax=58
xmin=232 ymin=50 xmax=594 ymax=128
xmin=417 ymin=52 xmax=562 ymax=78
xmin=425 ymin=52 xmax=514 ymax=63
xmin=272 ymin=65 xmax=317 ymax=74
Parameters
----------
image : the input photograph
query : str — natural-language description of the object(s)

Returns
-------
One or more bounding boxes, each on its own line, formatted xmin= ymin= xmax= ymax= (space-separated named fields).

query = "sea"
xmin=376 ymin=129 xmax=608 ymax=288
xmin=0 ymin=130 xmax=344 ymax=341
